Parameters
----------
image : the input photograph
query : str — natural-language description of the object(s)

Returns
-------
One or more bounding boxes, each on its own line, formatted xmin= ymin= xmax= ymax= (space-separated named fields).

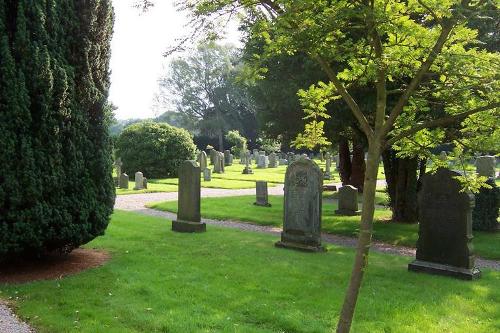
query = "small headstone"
xmin=408 ymin=168 xmax=480 ymax=280
xmin=335 ymin=185 xmax=360 ymax=216
xmin=198 ymin=151 xmax=208 ymax=172
xmin=254 ymin=181 xmax=271 ymax=207
xmin=257 ymin=153 xmax=267 ymax=169
xmin=324 ymin=153 xmax=332 ymax=180
xmin=203 ymin=168 xmax=211 ymax=181
xmin=476 ymin=156 xmax=496 ymax=178
xmin=209 ymin=149 xmax=217 ymax=165
xmin=172 ymin=160 xmax=206 ymax=233
xmin=439 ymin=151 xmax=447 ymax=161
xmin=224 ymin=150 xmax=232 ymax=166
xmin=269 ymin=152 xmax=278 ymax=168
xmin=242 ymin=153 xmax=253 ymax=174
xmin=133 ymin=171 xmax=144 ymax=190
xmin=219 ymin=151 xmax=225 ymax=173
xmin=213 ymin=152 xmax=224 ymax=174
xmin=276 ymin=157 xmax=325 ymax=252
xmin=143 ymin=177 xmax=148 ymax=189
xmin=119 ymin=173 xmax=129 ymax=189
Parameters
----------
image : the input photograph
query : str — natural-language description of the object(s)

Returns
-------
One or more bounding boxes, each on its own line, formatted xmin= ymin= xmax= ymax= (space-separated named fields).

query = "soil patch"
xmin=0 ymin=248 xmax=110 ymax=284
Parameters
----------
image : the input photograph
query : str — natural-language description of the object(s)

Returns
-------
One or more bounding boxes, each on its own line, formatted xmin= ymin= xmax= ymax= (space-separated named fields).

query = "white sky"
xmin=109 ymin=0 xmax=241 ymax=120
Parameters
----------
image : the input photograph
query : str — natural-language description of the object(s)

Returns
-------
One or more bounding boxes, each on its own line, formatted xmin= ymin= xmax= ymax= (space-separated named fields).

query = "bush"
xmin=472 ymin=178 xmax=499 ymax=232
xmin=116 ymin=122 xmax=196 ymax=178
xmin=225 ymin=130 xmax=248 ymax=155
xmin=0 ymin=1 xmax=115 ymax=259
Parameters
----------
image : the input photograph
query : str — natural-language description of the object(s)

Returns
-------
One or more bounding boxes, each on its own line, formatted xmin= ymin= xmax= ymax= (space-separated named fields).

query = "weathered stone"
xmin=276 ymin=157 xmax=325 ymax=252
xmin=119 ymin=173 xmax=129 ymax=189
xmin=213 ymin=151 xmax=224 ymax=174
xmin=143 ymin=177 xmax=148 ymax=189
xmin=134 ymin=171 xmax=144 ymax=190
xmin=114 ymin=158 xmax=123 ymax=186
xmin=439 ymin=151 xmax=447 ymax=161
xmin=203 ymin=167 xmax=211 ymax=181
xmin=408 ymin=168 xmax=480 ymax=280
xmin=219 ymin=151 xmax=225 ymax=173
xmin=257 ymin=153 xmax=268 ymax=169
xmin=476 ymin=155 xmax=496 ymax=178
xmin=242 ymin=152 xmax=253 ymax=174
xmin=268 ymin=152 xmax=278 ymax=168
xmin=254 ymin=181 xmax=271 ymax=207
xmin=209 ymin=149 xmax=217 ymax=165
xmin=198 ymin=151 xmax=208 ymax=172
xmin=172 ymin=160 xmax=205 ymax=233
xmin=335 ymin=185 xmax=360 ymax=216
xmin=224 ymin=150 xmax=232 ymax=166
xmin=324 ymin=153 xmax=332 ymax=180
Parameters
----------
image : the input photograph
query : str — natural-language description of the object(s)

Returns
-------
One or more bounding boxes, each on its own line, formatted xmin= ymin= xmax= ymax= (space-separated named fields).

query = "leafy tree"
xmin=157 ymin=42 xmax=257 ymax=151
xmin=115 ymin=122 xmax=196 ymax=178
xmin=165 ymin=1 xmax=500 ymax=331
xmin=0 ymin=0 xmax=115 ymax=259
xmin=225 ymin=130 xmax=248 ymax=155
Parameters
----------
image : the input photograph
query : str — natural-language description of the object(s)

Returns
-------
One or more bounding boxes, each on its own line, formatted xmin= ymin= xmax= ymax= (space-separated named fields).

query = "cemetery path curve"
xmin=115 ymin=183 xmax=499 ymax=271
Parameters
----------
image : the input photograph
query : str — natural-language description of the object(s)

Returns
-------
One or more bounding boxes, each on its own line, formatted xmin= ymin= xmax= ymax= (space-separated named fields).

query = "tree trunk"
xmin=337 ymin=142 xmax=381 ymax=333
xmin=350 ymin=140 xmax=366 ymax=192
xmin=338 ymin=137 xmax=352 ymax=185
xmin=382 ymin=149 xmax=418 ymax=223
xmin=218 ymin=129 xmax=224 ymax=152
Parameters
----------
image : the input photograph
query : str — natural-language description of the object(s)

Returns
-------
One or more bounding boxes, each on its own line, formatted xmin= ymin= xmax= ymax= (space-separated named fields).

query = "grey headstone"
xmin=254 ymin=181 xmax=271 ymax=207
xmin=134 ymin=171 xmax=144 ymax=190
xmin=114 ymin=158 xmax=123 ymax=186
xmin=476 ymin=156 xmax=496 ymax=178
xmin=119 ymin=173 xmax=129 ymax=189
xmin=276 ymin=157 xmax=325 ymax=252
xmin=213 ymin=152 xmax=224 ymax=174
xmin=324 ymin=153 xmax=332 ymax=180
xmin=439 ymin=151 xmax=447 ymax=161
xmin=224 ymin=150 xmax=232 ymax=166
xmin=408 ymin=168 xmax=480 ymax=280
xmin=198 ymin=151 xmax=208 ymax=172
xmin=203 ymin=168 xmax=211 ymax=181
xmin=335 ymin=185 xmax=360 ymax=216
xmin=143 ymin=177 xmax=148 ymax=189
xmin=242 ymin=153 xmax=253 ymax=174
xmin=209 ymin=149 xmax=216 ymax=165
xmin=269 ymin=152 xmax=278 ymax=168
xmin=172 ymin=160 xmax=206 ymax=233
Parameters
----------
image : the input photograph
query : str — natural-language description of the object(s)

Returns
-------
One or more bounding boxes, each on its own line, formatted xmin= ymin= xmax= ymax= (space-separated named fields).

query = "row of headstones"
xmin=175 ymin=156 xmax=487 ymax=281
xmin=113 ymin=158 xmax=148 ymax=190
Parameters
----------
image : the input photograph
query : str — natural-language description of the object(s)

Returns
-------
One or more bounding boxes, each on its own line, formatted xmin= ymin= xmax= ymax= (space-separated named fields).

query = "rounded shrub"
xmin=116 ymin=122 xmax=196 ymax=178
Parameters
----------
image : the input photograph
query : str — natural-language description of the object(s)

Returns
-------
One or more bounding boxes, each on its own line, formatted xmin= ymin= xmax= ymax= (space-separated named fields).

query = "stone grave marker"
xmin=198 ymin=151 xmax=208 ymax=172
xmin=269 ymin=152 xmax=278 ymax=168
xmin=119 ymin=173 xmax=129 ymax=189
xmin=172 ymin=160 xmax=205 ymax=233
xmin=408 ymin=168 xmax=480 ymax=280
xmin=335 ymin=185 xmax=360 ymax=216
xmin=254 ymin=181 xmax=271 ymax=207
xmin=476 ymin=155 xmax=496 ymax=178
xmin=134 ymin=171 xmax=144 ymax=190
xmin=242 ymin=153 xmax=253 ymax=174
xmin=143 ymin=177 xmax=148 ymax=189
xmin=276 ymin=157 xmax=325 ymax=252
xmin=224 ymin=150 xmax=232 ymax=166
xmin=324 ymin=153 xmax=332 ymax=180
xmin=203 ymin=168 xmax=211 ymax=181
xmin=209 ymin=149 xmax=217 ymax=165
xmin=114 ymin=158 xmax=122 ymax=186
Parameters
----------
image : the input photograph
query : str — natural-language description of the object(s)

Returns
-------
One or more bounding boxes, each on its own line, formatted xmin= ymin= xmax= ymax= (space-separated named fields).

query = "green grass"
xmin=116 ymin=181 xmax=178 ymax=195
xmin=149 ymin=195 xmax=500 ymax=260
xmin=1 ymin=210 xmax=498 ymax=332
xmin=155 ymin=177 xmax=280 ymax=190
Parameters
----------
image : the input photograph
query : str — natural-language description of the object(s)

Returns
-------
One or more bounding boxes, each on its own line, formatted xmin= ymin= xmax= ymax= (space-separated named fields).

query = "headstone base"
xmin=254 ymin=202 xmax=271 ymax=207
xmin=275 ymin=240 xmax=326 ymax=253
xmin=334 ymin=209 xmax=361 ymax=216
xmin=408 ymin=260 xmax=481 ymax=280
xmin=172 ymin=220 xmax=206 ymax=233
xmin=242 ymin=167 xmax=253 ymax=174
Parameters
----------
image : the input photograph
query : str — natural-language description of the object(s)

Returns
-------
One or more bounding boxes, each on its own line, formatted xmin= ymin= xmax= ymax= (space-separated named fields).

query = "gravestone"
xmin=242 ymin=153 xmax=253 ymax=174
xmin=224 ymin=150 xmax=232 ymax=166
xmin=279 ymin=158 xmax=288 ymax=166
xmin=203 ymin=168 xmax=211 ymax=181
xmin=257 ymin=153 xmax=267 ymax=169
xmin=172 ymin=160 xmax=205 ymax=233
xmin=209 ymin=149 xmax=217 ymax=165
xmin=143 ymin=177 xmax=148 ymax=189
xmin=198 ymin=151 xmax=208 ymax=172
xmin=219 ymin=151 xmax=225 ymax=173
xmin=324 ymin=153 xmax=332 ymax=180
xmin=134 ymin=171 xmax=144 ymax=190
xmin=114 ymin=158 xmax=122 ymax=186
xmin=335 ymin=185 xmax=360 ymax=216
xmin=213 ymin=152 xmax=224 ymax=174
xmin=408 ymin=168 xmax=480 ymax=280
xmin=476 ymin=156 xmax=495 ymax=178
xmin=254 ymin=181 xmax=271 ymax=207
xmin=269 ymin=152 xmax=278 ymax=168
xmin=276 ymin=157 xmax=325 ymax=252
xmin=439 ymin=151 xmax=447 ymax=161
xmin=119 ymin=173 xmax=129 ymax=189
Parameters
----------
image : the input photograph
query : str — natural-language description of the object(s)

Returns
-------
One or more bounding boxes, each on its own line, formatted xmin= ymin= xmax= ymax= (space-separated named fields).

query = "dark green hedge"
xmin=116 ymin=122 xmax=196 ymax=179
xmin=0 ymin=0 xmax=115 ymax=259
xmin=472 ymin=178 xmax=499 ymax=232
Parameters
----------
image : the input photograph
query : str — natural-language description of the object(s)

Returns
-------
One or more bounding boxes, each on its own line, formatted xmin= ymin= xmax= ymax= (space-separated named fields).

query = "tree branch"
xmin=313 ymin=55 xmax=374 ymax=139
xmin=384 ymin=102 xmax=500 ymax=148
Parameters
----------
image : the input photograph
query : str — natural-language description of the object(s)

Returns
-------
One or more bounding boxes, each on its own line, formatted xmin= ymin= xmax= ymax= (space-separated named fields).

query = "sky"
xmin=109 ymin=1 xmax=241 ymax=120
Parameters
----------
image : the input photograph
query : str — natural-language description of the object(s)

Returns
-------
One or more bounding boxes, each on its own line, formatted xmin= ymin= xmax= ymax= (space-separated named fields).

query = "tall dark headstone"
xmin=276 ymin=157 xmax=325 ymax=252
xmin=254 ymin=181 xmax=271 ymax=207
xmin=172 ymin=161 xmax=206 ymax=233
xmin=408 ymin=168 xmax=480 ymax=280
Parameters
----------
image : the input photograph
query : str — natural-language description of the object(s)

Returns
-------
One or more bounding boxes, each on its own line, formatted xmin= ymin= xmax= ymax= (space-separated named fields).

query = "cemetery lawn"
xmin=116 ymin=182 xmax=178 ymax=195
xmin=149 ymin=195 xmax=500 ymax=260
xmin=1 ymin=211 xmax=498 ymax=333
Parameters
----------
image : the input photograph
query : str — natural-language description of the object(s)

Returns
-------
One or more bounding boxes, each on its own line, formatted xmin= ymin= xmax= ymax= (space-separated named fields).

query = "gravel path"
xmin=0 ymin=303 xmax=33 ymax=333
